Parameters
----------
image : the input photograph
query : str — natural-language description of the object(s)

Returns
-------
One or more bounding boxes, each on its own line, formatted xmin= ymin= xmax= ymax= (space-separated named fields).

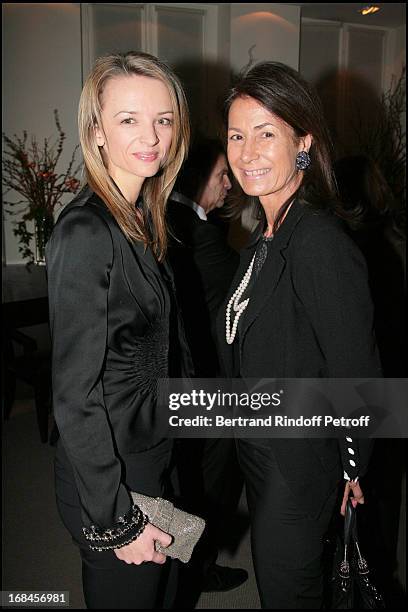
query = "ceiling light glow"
xmin=359 ymin=5 xmax=381 ymax=16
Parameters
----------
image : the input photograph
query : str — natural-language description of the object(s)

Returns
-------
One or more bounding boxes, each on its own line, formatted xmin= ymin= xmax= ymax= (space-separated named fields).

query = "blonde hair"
xmin=78 ymin=51 xmax=190 ymax=260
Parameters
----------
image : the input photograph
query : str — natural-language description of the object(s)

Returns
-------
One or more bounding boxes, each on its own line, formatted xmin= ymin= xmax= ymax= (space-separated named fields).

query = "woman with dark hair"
xmin=46 ymin=52 xmax=192 ymax=609
xmin=216 ymin=62 xmax=382 ymax=609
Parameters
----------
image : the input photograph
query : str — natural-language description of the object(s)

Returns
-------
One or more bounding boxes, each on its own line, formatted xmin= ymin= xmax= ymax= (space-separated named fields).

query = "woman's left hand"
xmin=340 ymin=480 xmax=364 ymax=516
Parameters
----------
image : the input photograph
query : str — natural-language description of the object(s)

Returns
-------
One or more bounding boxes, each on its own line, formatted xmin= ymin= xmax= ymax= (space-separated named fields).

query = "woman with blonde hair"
xmin=46 ymin=51 xmax=192 ymax=609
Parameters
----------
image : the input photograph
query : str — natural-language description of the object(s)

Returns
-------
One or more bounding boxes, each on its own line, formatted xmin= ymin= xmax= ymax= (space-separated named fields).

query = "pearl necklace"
xmin=225 ymin=254 xmax=256 ymax=344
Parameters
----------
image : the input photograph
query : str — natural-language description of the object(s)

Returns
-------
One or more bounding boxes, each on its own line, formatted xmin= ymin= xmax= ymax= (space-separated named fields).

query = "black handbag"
xmin=330 ymin=500 xmax=385 ymax=609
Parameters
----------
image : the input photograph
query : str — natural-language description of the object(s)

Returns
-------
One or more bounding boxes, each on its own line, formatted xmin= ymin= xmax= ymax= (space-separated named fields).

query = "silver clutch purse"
xmin=130 ymin=492 xmax=206 ymax=563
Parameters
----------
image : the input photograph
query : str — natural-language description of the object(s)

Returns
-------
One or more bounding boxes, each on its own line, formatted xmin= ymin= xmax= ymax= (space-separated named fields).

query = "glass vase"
xmin=34 ymin=212 xmax=54 ymax=265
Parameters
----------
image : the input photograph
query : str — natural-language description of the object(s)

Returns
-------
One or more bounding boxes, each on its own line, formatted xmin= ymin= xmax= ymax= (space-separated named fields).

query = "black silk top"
xmin=46 ymin=187 xmax=193 ymax=539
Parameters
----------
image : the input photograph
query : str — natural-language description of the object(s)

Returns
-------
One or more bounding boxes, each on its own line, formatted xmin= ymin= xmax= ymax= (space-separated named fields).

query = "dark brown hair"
xmin=174 ymin=138 xmax=226 ymax=202
xmin=224 ymin=62 xmax=337 ymax=233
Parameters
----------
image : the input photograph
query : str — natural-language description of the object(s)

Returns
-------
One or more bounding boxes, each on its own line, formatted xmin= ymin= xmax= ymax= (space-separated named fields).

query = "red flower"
xmin=65 ymin=177 xmax=80 ymax=192
xmin=38 ymin=171 xmax=56 ymax=181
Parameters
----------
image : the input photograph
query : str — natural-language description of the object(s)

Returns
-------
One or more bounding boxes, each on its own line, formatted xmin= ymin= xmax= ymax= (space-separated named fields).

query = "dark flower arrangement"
xmin=2 ymin=110 xmax=82 ymax=264
xmin=352 ymin=65 xmax=406 ymax=209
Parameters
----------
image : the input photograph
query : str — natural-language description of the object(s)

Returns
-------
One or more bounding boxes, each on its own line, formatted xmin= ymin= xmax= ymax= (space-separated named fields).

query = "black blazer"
xmin=216 ymin=198 xmax=382 ymax=518
xmin=167 ymin=198 xmax=239 ymax=375
xmin=46 ymin=187 xmax=193 ymax=534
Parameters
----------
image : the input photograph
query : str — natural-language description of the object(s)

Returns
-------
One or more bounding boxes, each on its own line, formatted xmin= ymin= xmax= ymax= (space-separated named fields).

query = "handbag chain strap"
xmin=344 ymin=500 xmax=370 ymax=576
xmin=350 ymin=502 xmax=370 ymax=575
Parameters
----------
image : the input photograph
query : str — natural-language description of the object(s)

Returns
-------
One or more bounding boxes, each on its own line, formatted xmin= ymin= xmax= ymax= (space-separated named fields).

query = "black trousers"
xmin=171 ymin=438 xmax=244 ymax=608
xmin=174 ymin=438 xmax=243 ymax=558
xmin=54 ymin=441 xmax=177 ymax=610
xmin=237 ymin=439 xmax=337 ymax=610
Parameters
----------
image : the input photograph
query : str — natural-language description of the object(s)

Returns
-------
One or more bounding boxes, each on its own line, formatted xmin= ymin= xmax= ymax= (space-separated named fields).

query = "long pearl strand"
xmin=225 ymin=254 xmax=256 ymax=344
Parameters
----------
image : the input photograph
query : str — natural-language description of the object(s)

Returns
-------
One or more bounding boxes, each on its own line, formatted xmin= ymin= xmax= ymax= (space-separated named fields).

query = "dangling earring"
xmin=295 ymin=150 xmax=311 ymax=171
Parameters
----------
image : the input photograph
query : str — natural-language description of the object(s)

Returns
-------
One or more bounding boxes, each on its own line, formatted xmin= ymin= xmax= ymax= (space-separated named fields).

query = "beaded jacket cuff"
xmin=82 ymin=504 xmax=149 ymax=552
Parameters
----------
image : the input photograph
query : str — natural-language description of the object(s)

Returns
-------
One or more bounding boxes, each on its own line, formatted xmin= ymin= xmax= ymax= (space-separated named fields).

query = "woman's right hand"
xmin=114 ymin=523 xmax=172 ymax=565
xmin=340 ymin=480 xmax=365 ymax=516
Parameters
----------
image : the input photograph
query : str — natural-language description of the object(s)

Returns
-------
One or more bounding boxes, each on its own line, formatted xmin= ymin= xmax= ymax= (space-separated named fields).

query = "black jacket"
xmin=167 ymin=198 xmax=238 ymax=376
xmin=46 ymin=188 xmax=193 ymax=537
xmin=216 ymin=198 xmax=382 ymax=518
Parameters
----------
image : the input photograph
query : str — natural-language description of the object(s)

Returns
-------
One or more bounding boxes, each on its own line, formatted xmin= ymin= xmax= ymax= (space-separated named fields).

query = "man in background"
xmin=167 ymin=139 xmax=246 ymax=602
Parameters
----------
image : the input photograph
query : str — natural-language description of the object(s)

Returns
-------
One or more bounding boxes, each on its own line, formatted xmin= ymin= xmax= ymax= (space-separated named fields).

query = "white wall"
xmin=394 ymin=24 xmax=406 ymax=74
xmin=230 ymin=3 xmax=301 ymax=74
xmin=2 ymin=3 xmax=82 ymax=264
